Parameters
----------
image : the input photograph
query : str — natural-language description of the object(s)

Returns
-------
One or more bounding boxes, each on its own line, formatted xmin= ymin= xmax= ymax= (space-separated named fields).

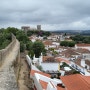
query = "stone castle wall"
xmin=0 ymin=34 xmax=16 ymax=66
xmin=0 ymin=34 xmax=20 ymax=90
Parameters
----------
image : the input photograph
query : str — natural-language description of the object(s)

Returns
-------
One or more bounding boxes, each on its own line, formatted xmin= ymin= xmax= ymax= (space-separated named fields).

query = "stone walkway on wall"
xmin=0 ymin=40 xmax=20 ymax=90
xmin=18 ymin=53 xmax=33 ymax=90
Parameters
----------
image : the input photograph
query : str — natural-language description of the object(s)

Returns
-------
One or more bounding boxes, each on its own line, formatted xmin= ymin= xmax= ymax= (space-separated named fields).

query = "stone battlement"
xmin=0 ymin=34 xmax=16 ymax=66
xmin=0 ymin=34 xmax=20 ymax=90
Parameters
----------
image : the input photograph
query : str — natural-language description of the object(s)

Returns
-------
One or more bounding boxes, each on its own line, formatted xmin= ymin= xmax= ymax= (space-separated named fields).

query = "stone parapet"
xmin=0 ymin=34 xmax=16 ymax=66
xmin=0 ymin=34 xmax=20 ymax=90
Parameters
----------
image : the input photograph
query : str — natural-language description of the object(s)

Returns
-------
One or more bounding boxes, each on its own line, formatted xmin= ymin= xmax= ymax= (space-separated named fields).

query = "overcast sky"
xmin=0 ymin=0 xmax=90 ymax=31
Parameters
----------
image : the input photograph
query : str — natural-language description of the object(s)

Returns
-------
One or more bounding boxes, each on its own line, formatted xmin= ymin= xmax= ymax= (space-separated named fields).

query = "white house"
xmin=32 ymin=53 xmax=43 ymax=66
xmin=30 ymin=69 xmax=64 ymax=90
xmin=75 ymin=44 xmax=90 ymax=50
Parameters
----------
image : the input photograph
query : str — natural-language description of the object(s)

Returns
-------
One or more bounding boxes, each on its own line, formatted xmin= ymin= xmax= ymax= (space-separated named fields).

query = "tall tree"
xmin=60 ymin=41 xmax=75 ymax=47
xmin=32 ymin=41 xmax=45 ymax=58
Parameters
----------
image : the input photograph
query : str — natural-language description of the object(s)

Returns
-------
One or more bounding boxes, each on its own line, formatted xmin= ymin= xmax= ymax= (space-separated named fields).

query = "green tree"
xmin=5 ymin=27 xmax=18 ymax=35
xmin=0 ymin=40 xmax=10 ymax=49
xmin=49 ymin=48 xmax=54 ymax=51
xmin=43 ymin=31 xmax=51 ymax=36
xmin=60 ymin=41 xmax=75 ymax=47
xmin=0 ymin=34 xmax=5 ymax=45
xmin=27 ymin=31 xmax=33 ymax=36
xmin=68 ymin=41 xmax=75 ymax=47
xmin=26 ymin=41 xmax=33 ymax=51
xmin=0 ymin=28 xmax=4 ymax=33
xmin=0 ymin=32 xmax=11 ymax=49
xmin=0 ymin=27 xmax=30 ymax=51
xmin=32 ymin=41 xmax=45 ymax=58
xmin=4 ymin=33 xmax=12 ymax=40
xmin=60 ymin=41 xmax=68 ymax=47
xmin=28 ymin=50 xmax=34 ymax=59
xmin=83 ymin=37 xmax=90 ymax=43
xmin=20 ymin=41 xmax=26 ymax=52
xmin=16 ymin=31 xmax=29 ymax=43
xmin=42 ymin=49 xmax=47 ymax=56
xmin=52 ymin=51 xmax=58 ymax=56
xmin=26 ymin=30 xmax=51 ymax=37
xmin=71 ymin=35 xmax=84 ymax=43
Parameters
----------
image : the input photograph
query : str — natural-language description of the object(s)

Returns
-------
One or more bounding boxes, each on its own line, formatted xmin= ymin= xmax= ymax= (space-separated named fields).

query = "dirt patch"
xmin=18 ymin=52 xmax=33 ymax=90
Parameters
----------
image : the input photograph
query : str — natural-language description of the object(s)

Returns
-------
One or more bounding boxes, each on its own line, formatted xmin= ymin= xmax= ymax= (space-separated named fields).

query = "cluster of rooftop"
xmin=26 ymin=33 xmax=90 ymax=90
xmin=26 ymin=54 xmax=90 ymax=90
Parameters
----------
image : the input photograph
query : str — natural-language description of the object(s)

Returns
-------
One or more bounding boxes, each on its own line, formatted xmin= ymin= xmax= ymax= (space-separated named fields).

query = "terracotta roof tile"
xmin=75 ymin=58 xmax=82 ymax=66
xmin=39 ymin=80 xmax=65 ymax=90
xmin=43 ymin=40 xmax=52 ymax=45
xmin=30 ymin=69 xmax=51 ymax=77
xmin=85 ymin=60 xmax=90 ymax=66
xmin=39 ymin=80 xmax=48 ymax=89
xmin=43 ymin=56 xmax=55 ymax=62
xmin=81 ymin=76 xmax=90 ymax=84
xmin=60 ymin=49 xmax=80 ymax=58
xmin=61 ymin=74 xmax=90 ymax=90
xmin=75 ymin=48 xmax=90 ymax=53
xmin=55 ymin=58 xmax=70 ymax=64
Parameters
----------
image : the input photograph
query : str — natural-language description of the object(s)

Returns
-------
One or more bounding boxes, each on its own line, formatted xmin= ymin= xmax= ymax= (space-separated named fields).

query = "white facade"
xmin=81 ymin=59 xmax=85 ymax=67
xmin=32 ymin=73 xmax=62 ymax=90
xmin=26 ymin=55 xmax=40 ymax=71
xmin=75 ymin=44 xmax=90 ymax=51
xmin=33 ymin=53 xmax=43 ymax=66
xmin=82 ymin=54 xmax=90 ymax=60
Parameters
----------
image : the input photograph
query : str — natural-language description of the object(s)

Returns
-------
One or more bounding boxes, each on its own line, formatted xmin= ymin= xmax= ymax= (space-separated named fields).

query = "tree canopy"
xmin=32 ymin=41 xmax=45 ymax=58
xmin=60 ymin=41 xmax=75 ymax=47
xmin=70 ymin=35 xmax=90 ymax=44
xmin=0 ymin=27 xmax=47 ymax=57
xmin=27 ymin=30 xmax=51 ymax=37
xmin=0 ymin=30 xmax=12 ymax=49
xmin=0 ymin=27 xmax=29 ymax=51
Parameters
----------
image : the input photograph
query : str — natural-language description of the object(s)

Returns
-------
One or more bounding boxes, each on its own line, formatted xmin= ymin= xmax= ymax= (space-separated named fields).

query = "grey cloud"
xmin=0 ymin=0 xmax=90 ymax=30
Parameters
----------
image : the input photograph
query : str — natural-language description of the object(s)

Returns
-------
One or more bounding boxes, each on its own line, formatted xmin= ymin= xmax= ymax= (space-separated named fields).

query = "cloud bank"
xmin=0 ymin=0 xmax=90 ymax=30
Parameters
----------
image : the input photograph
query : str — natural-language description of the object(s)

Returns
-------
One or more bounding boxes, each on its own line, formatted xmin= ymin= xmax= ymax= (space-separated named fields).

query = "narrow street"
xmin=18 ymin=52 xmax=33 ymax=90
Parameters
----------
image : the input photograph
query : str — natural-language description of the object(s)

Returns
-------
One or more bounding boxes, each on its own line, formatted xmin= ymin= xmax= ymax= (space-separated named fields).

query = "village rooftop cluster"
xmin=22 ymin=26 xmax=90 ymax=90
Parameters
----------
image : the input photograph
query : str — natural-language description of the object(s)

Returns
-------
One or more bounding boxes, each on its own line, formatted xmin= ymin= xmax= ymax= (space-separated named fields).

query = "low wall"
xmin=0 ymin=34 xmax=16 ymax=66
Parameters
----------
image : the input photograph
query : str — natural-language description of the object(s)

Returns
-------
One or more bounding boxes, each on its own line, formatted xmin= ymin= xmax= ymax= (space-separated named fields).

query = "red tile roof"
xmin=30 ymin=69 xmax=51 ymax=77
xmin=43 ymin=40 xmax=52 ymax=45
xmin=31 ymin=70 xmax=65 ymax=90
xmin=60 ymin=49 xmax=79 ymax=58
xmin=75 ymin=58 xmax=82 ymax=66
xmin=55 ymin=58 xmax=70 ymax=64
xmin=43 ymin=56 xmax=55 ymax=62
xmin=39 ymin=80 xmax=48 ymax=89
xmin=81 ymin=76 xmax=90 ymax=84
xmin=85 ymin=60 xmax=90 ymax=66
xmin=75 ymin=48 xmax=90 ymax=53
xmin=39 ymin=80 xmax=65 ymax=90
xmin=61 ymin=74 xmax=90 ymax=90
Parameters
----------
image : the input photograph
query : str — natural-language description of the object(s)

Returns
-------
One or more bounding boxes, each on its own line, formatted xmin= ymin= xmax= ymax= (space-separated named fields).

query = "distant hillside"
xmin=81 ymin=30 xmax=90 ymax=35
xmin=51 ymin=30 xmax=90 ymax=35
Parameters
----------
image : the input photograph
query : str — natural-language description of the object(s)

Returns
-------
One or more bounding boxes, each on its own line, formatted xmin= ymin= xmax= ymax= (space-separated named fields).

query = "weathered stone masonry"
xmin=0 ymin=34 xmax=20 ymax=90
